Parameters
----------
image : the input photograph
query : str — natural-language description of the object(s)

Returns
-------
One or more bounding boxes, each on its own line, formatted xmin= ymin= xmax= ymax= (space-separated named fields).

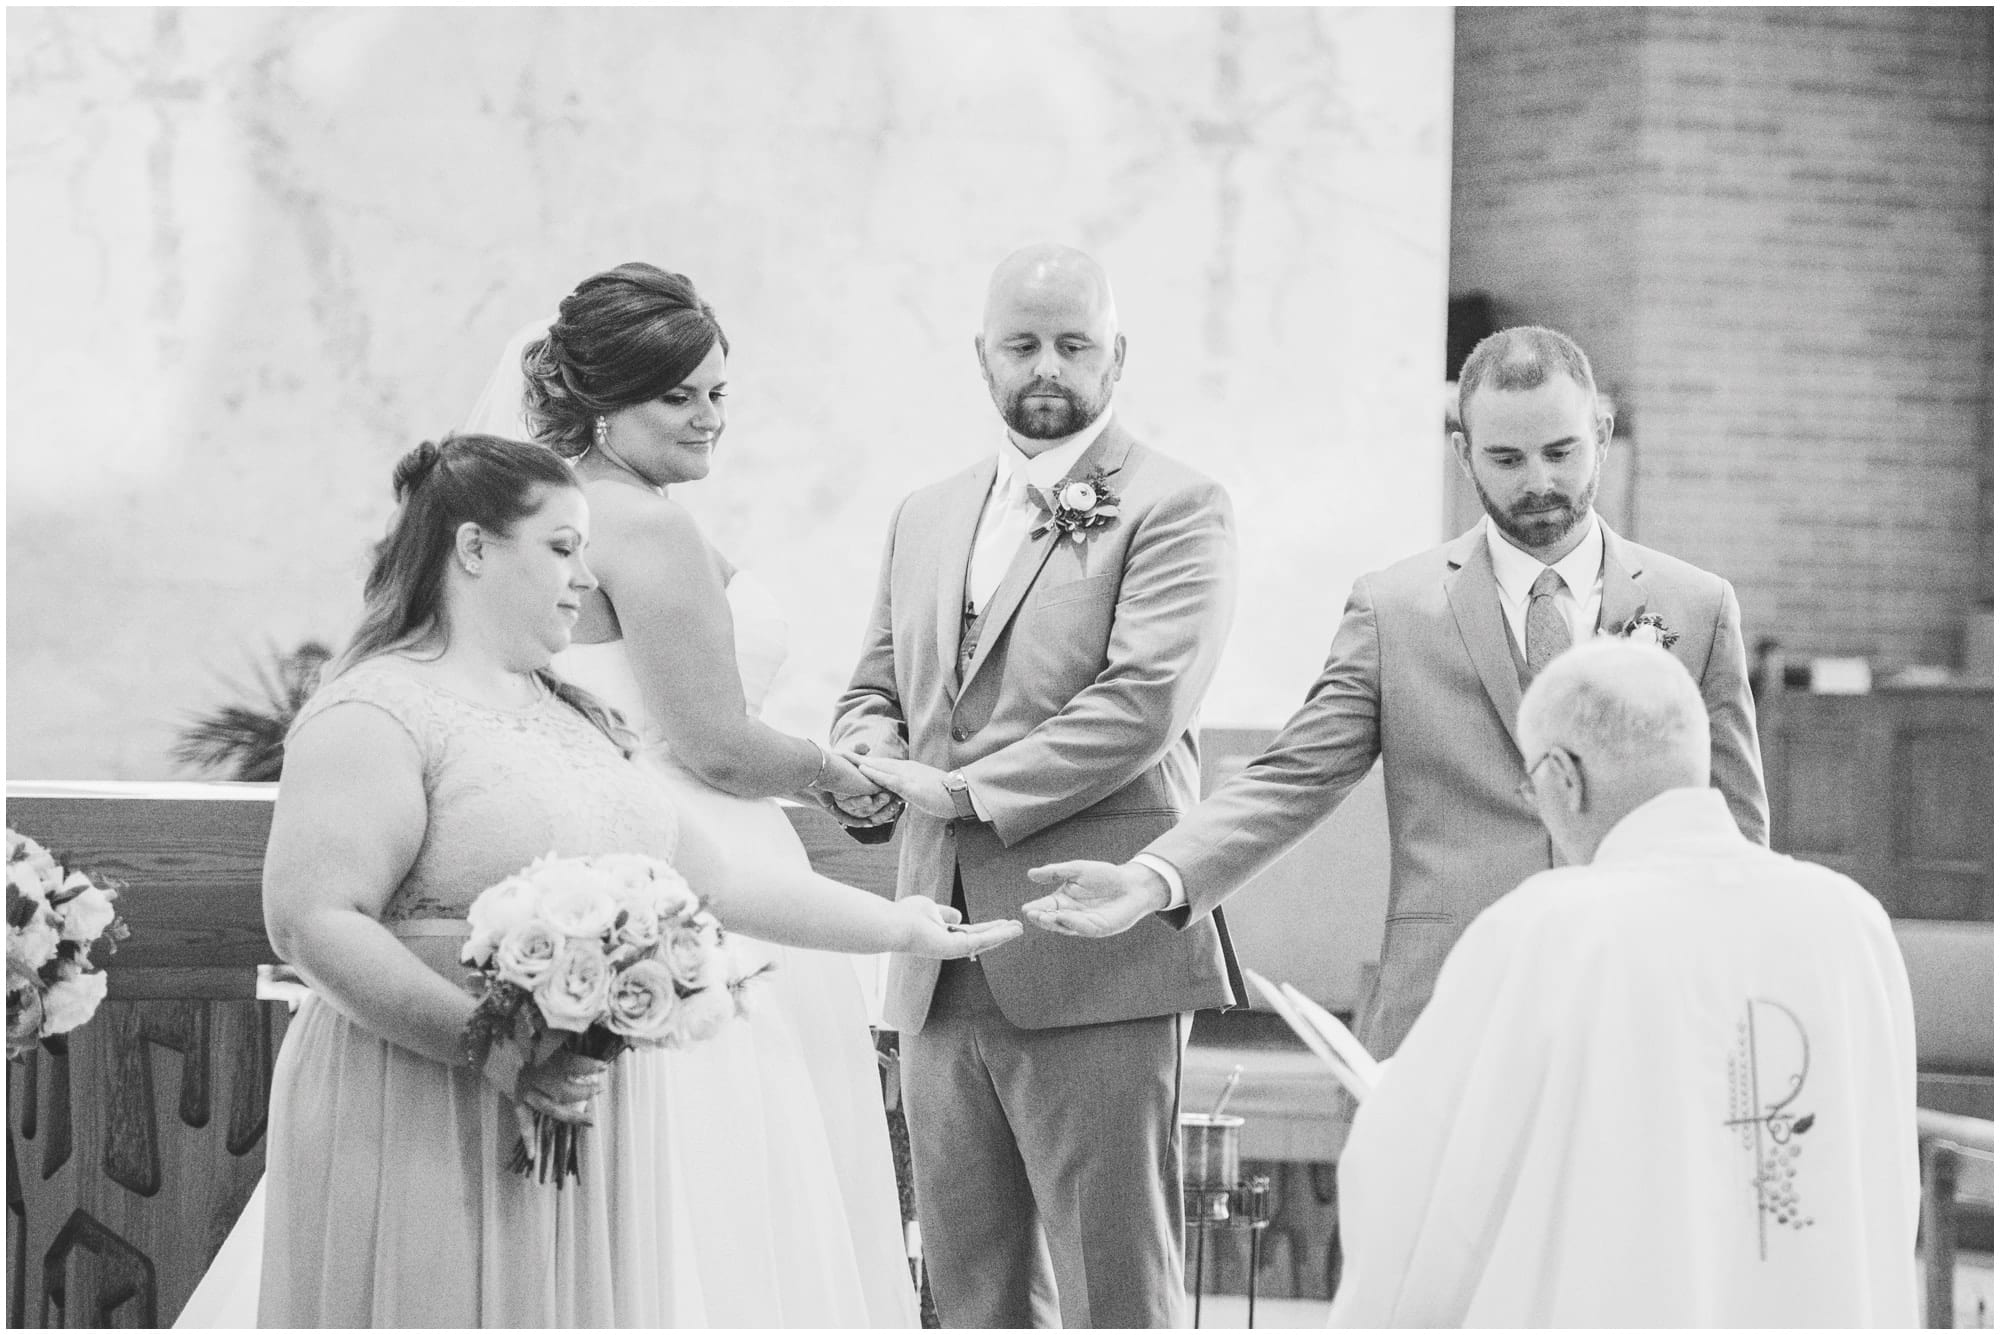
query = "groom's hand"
xmin=852 ymin=756 xmax=957 ymax=821
xmin=1022 ymin=860 xmax=1171 ymax=938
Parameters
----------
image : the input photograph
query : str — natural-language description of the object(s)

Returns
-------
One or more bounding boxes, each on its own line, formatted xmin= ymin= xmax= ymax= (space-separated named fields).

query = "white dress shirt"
xmin=1136 ymin=511 xmax=1609 ymax=912
xmin=957 ymin=408 xmax=1113 ymax=822
xmin=965 ymin=409 xmax=1112 ymax=614
xmin=1484 ymin=510 xmax=1604 ymax=659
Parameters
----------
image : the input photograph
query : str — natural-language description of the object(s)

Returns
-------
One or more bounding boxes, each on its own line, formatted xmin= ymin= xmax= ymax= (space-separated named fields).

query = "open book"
xmin=1243 ymin=968 xmax=1382 ymax=1102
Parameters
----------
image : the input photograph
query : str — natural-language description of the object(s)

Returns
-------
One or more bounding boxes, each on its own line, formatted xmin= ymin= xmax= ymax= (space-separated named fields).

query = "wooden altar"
xmin=3 ymin=781 xmax=899 ymax=1329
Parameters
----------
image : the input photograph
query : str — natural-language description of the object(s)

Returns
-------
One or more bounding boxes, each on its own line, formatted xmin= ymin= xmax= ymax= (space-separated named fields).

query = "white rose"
xmin=463 ymin=875 xmax=542 ymax=966
xmin=57 ymin=884 xmax=115 ymax=944
xmin=605 ymin=959 xmax=681 ymax=1043
xmin=535 ymin=868 xmax=621 ymax=941
xmin=8 ymin=915 xmax=60 ymax=975
xmin=1059 ymin=482 xmax=1098 ymax=512
xmin=8 ymin=832 xmax=59 ymax=881
xmin=663 ymin=914 xmax=722 ymax=990
xmin=493 ymin=919 xmax=564 ymax=990
xmin=609 ymin=899 xmax=664 ymax=960
xmin=533 ymin=940 xmax=613 ymax=1033
xmin=646 ymin=866 xmax=699 ymax=921
xmin=663 ymin=984 xmax=737 ymax=1047
xmin=1627 ymin=624 xmax=1663 ymax=647
xmin=40 ymin=970 xmax=108 ymax=1036
xmin=8 ymin=860 xmax=48 ymax=906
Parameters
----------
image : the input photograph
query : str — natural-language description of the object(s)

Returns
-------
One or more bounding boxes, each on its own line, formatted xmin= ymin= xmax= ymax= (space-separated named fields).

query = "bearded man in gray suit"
xmin=1025 ymin=325 xmax=1769 ymax=1080
xmin=833 ymin=244 xmax=1241 ymax=1328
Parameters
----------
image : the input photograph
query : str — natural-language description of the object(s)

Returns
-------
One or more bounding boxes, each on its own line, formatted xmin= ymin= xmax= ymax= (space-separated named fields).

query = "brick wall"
xmin=1452 ymin=6 xmax=1993 ymax=670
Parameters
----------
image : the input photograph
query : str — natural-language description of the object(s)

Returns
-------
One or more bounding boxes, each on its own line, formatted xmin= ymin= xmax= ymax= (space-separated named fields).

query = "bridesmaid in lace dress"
xmin=460 ymin=263 xmax=921 ymax=1326
xmin=257 ymin=435 xmax=1017 ymax=1326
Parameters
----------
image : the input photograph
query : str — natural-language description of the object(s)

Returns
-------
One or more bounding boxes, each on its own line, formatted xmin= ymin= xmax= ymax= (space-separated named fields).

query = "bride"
xmin=472 ymin=262 xmax=919 ymax=1326
xmin=178 ymin=266 xmax=922 ymax=1328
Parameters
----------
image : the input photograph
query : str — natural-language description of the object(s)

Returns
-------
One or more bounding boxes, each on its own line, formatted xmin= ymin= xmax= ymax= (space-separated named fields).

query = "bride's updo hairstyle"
xmin=332 ymin=433 xmax=634 ymax=751
xmin=521 ymin=263 xmax=730 ymax=458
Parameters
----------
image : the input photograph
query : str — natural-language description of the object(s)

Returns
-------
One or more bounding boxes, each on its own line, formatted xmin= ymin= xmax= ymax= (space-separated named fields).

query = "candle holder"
xmin=1181 ymin=1113 xmax=1274 ymax=1328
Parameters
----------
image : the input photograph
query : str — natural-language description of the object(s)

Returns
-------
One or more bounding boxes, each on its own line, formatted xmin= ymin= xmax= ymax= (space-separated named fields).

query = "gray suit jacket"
xmin=833 ymin=418 xmax=1243 ymax=1033
xmin=1149 ymin=518 xmax=1769 ymax=1059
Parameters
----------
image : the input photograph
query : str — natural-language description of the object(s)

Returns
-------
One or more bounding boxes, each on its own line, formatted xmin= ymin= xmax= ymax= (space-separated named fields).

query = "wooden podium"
xmin=4 ymin=781 xmax=900 ymax=1328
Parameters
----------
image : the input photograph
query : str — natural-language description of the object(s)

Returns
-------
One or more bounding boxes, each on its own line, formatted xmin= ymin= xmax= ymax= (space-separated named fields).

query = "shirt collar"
xmin=996 ymin=407 xmax=1114 ymax=496
xmin=1485 ymin=510 xmax=1604 ymax=605
xmin=1592 ymin=786 xmax=1745 ymax=865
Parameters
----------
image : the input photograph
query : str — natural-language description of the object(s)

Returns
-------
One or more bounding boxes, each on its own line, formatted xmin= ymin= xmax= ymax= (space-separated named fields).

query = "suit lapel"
xmin=935 ymin=459 xmax=997 ymax=695
xmin=1595 ymin=521 xmax=1648 ymax=633
xmin=1443 ymin=523 xmax=1527 ymax=758
xmin=960 ymin=421 xmax=1135 ymax=693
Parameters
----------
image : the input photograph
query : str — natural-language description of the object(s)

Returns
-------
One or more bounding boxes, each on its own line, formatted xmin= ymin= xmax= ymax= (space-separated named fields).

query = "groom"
xmin=1024 ymin=325 xmax=1769 ymax=1083
xmin=833 ymin=243 xmax=1241 ymax=1328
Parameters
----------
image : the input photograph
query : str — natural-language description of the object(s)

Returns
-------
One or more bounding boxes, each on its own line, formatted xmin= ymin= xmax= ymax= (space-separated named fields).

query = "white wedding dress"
xmin=176 ymin=572 xmax=916 ymax=1328
xmin=551 ymin=573 xmax=917 ymax=1326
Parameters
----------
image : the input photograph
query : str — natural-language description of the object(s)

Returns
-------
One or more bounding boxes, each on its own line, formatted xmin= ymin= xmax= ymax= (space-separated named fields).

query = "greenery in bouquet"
xmin=6 ymin=830 xmax=130 ymax=1060
xmin=457 ymin=852 xmax=768 ymax=1185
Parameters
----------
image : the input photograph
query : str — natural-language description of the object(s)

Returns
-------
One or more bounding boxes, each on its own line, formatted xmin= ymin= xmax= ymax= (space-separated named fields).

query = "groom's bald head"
xmin=982 ymin=244 xmax=1121 ymax=335
xmin=976 ymin=244 xmax=1126 ymax=446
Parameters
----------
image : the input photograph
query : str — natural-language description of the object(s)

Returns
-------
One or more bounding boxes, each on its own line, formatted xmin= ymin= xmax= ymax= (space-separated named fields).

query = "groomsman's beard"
xmin=998 ymin=373 xmax=1115 ymax=440
xmin=1474 ymin=460 xmax=1602 ymax=551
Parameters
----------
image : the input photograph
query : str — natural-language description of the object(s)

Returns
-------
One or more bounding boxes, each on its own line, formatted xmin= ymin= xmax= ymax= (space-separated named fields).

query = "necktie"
xmin=1526 ymin=566 xmax=1572 ymax=676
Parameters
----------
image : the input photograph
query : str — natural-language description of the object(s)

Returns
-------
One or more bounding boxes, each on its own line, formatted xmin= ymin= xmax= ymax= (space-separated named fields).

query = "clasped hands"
xmin=822 ymin=746 xmax=1174 ymax=942
xmin=813 ymin=741 xmax=908 ymax=829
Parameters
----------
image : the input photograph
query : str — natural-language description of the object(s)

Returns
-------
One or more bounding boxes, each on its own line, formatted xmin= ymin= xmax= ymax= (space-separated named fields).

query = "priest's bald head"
xmin=1516 ymin=639 xmax=1712 ymax=863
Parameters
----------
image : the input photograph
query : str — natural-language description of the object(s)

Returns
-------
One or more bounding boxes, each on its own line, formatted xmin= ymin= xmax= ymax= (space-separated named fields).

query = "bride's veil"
xmin=461 ymin=317 xmax=554 ymax=440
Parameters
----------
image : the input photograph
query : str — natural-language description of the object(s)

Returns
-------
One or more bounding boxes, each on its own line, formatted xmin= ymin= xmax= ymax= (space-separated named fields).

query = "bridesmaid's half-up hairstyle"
xmin=332 ymin=433 xmax=635 ymax=752
xmin=520 ymin=262 xmax=730 ymax=458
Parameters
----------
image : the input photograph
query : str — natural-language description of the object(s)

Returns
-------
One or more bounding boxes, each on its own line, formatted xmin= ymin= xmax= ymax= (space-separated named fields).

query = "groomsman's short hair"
xmin=1455 ymin=326 xmax=1599 ymax=436
xmin=1519 ymin=639 xmax=1710 ymax=780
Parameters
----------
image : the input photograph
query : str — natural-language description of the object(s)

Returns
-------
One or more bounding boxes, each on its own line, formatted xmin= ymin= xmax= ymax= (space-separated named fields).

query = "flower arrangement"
xmin=458 ymin=851 xmax=764 ymax=1185
xmin=1030 ymin=466 xmax=1123 ymax=544
xmin=6 ymin=831 xmax=130 ymax=1060
xmin=1612 ymin=612 xmax=1679 ymax=650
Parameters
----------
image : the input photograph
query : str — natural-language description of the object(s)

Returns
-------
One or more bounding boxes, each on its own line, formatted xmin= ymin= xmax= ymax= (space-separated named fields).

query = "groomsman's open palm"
xmin=1022 ymin=860 xmax=1169 ymax=938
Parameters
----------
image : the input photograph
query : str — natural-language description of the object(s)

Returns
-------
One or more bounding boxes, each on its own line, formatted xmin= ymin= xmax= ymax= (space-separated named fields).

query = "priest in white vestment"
xmin=1330 ymin=637 xmax=1920 ymax=1328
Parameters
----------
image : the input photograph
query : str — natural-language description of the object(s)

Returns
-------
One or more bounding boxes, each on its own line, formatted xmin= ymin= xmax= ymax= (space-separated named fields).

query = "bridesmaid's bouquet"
xmin=459 ymin=852 xmax=762 ymax=1186
xmin=6 ymin=830 xmax=129 ymax=1060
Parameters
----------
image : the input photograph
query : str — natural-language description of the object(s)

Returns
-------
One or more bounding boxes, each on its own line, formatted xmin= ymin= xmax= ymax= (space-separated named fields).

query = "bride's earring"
xmin=593 ymin=416 xmax=609 ymax=452
xmin=461 ymin=557 xmax=482 ymax=575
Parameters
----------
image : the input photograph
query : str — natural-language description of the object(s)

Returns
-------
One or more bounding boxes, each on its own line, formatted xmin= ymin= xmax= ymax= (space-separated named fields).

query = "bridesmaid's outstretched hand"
xmin=892 ymin=898 xmax=1023 ymax=960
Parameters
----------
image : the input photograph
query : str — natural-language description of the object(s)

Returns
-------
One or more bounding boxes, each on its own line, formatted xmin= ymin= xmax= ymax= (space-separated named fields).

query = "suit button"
xmin=951 ymin=726 xmax=969 ymax=742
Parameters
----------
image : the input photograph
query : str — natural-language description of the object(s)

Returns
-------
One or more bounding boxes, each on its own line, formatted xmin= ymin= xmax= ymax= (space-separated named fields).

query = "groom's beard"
xmin=996 ymin=372 xmax=1114 ymax=440
xmin=1473 ymin=457 xmax=1601 ymax=551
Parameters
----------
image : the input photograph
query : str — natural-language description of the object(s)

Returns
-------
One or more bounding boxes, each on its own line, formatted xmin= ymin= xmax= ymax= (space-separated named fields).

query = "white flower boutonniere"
xmin=1030 ymin=467 xmax=1122 ymax=544
xmin=1610 ymin=612 xmax=1679 ymax=650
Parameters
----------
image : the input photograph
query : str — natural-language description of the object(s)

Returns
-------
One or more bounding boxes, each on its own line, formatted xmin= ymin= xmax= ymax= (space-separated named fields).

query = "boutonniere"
xmin=1030 ymin=467 xmax=1122 ymax=544
xmin=1609 ymin=611 xmax=1679 ymax=650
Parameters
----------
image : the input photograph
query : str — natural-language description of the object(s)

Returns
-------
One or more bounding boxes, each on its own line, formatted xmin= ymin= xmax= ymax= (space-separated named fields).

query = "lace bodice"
xmin=289 ymin=660 xmax=681 ymax=925
xmin=553 ymin=570 xmax=789 ymax=763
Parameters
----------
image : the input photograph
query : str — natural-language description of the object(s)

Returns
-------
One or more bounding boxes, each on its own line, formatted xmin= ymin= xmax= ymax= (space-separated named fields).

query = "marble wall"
xmin=7 ymin=7 xmax=1451 ymax=779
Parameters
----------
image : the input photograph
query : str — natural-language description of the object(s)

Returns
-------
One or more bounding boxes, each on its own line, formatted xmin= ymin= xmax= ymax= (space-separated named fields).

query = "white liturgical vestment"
xmin=1330 ymin=787 xmax=1920 ymax=1328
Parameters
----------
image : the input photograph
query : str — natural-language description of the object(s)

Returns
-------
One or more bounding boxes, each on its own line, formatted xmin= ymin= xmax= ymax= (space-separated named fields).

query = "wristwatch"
xmin=943 ymin=770 xmax=978 ymax=822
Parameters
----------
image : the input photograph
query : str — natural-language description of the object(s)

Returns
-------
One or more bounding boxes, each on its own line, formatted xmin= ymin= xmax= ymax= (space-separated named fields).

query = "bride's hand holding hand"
xmin=816 ymin=749 xmax=892 ymax=803
xmin=891 ymin=898 xmax=1023 ymax=960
